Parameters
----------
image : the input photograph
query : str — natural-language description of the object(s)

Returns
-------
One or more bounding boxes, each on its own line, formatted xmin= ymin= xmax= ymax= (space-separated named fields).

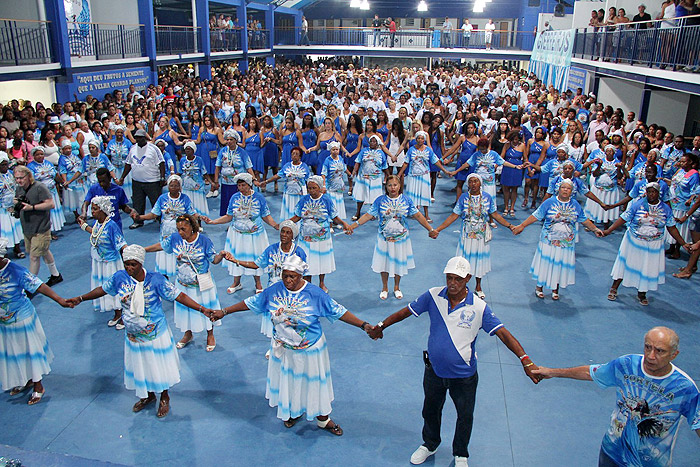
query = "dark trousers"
xmin=421 ymin=365 xmax=478 ymax=458
xmin=598 ymin=447 xmax=622 ymax=467
xmin=132 ymin=180 xmax=161 ymax=223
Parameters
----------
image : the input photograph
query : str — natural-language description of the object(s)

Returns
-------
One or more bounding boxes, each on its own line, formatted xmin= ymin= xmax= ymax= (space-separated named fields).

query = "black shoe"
xmin=46 ymin=274 xmax=63 ymax=286
xmin=129 ymin=223 xmax=144 ymax=230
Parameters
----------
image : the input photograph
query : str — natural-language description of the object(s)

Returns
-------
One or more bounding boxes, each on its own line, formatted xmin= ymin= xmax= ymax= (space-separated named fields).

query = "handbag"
xmin=184 ymin=252 xmax=215 ymax=291
xmin=208 ymin=150 xmax=218 ymax=159
xmin=484 ymin=222 xmax=493 ymax=243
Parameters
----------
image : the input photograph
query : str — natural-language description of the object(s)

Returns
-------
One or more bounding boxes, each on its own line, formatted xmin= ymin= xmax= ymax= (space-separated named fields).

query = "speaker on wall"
xmin=554 ymin=3 xmax=565 ymax=16
xmin=528 ymin=0 xmax=540 ymax=6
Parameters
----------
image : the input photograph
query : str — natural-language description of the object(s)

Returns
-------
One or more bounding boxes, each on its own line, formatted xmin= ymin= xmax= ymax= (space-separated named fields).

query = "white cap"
xmin=443 ymin=256 xmax=471 ymax=278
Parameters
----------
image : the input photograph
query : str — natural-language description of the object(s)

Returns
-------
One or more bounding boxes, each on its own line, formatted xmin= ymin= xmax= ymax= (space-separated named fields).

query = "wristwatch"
xmin=360 ymin=321 xmax=370 ymax=331
xmin=377 ymin=321 xmax=384 ymax=329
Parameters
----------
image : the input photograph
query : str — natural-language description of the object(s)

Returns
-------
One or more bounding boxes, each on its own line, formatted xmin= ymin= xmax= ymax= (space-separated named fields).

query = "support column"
xmin=44 ymin=0 xmax=72 ymax=102
xmin=194 ymin=0 xmax=211 ymax=79
xmin=238 ymin=2 xmax=249 ymax=73
xmin=639 ymin=83 xmax=652 ymax=123
xmin=137 ymin=0 xmax=158 ymax=85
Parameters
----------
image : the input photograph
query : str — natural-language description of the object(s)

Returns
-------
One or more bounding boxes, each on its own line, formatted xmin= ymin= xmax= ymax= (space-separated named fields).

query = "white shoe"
xmin=410 ymin=446 xmax=436 ymax=465
xmin=205 ymin=191 xmax=214 ymax=198
xmin=454 ymin=456 xmax=469 ymax=467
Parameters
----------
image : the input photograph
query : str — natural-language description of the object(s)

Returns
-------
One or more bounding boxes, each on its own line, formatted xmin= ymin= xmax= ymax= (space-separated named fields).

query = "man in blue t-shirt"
xmin=368 ymin=257 xmax=541 ymax=467
xmin=533 ymin=327 xmax=700 ymax=467
xmin=82 ymin=167 xmax=133 ymax=233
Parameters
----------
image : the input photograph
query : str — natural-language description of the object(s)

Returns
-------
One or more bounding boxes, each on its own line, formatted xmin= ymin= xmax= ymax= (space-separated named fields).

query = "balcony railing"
xmin=0 ymin=18 xmax=53 ymax=66
xmin=274 ymin=27 xmax=535 ymax=51
xmin=155 ymin=25 xmax=200 ymax=55
xmin=67 ymin=22 xmax=145 ymax=60
xmin=210 ymin=27 xmax=242 ymax=52
xmin=573 ymin=15 xmax=700 ymax=72
xmin=248 ymin=28 xmax=270 ymax=50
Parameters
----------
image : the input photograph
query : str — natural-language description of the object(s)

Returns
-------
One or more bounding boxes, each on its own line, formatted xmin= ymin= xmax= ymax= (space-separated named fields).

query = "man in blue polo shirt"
xmin=533 ymin=327 xmax=700 ymax=467
xmin=82 ymin=167 xmax=133 ymax=233
xmin=368 ymin=257 xmax=541 ymax=467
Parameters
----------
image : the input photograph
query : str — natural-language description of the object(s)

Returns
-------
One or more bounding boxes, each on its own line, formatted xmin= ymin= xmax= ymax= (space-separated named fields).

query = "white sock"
xmin=47 ymin=262 xmax=59 ymax=276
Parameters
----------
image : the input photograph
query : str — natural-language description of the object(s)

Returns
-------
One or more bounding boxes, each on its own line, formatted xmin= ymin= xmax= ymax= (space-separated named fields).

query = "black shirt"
xmin=372 ymin=19 xmax=382 ymax=29
xmin=632 ymin=13 xmax=652 ymax=29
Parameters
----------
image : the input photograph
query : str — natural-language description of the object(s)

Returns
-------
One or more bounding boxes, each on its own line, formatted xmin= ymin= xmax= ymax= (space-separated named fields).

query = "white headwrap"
xmin=167 ymin=174 xmax=182 ymax=185
xmin=307 ymin=175 xmax=324 ymax=188
xmin=561 ymin=160 xmax=575 ymax=169
xmin=224 ymin=129 xmax=240 ymax=141
xmin=559 ymin=178 xmax=574 ymax=189
xmin=281 ymin=254 xmax=308 ymax=275
xmin=61 ymin=139 xmax=73 ymax=149
xmin=279 ymin=219 xmax=299 ymax=238
xmin=368 ymin=135 xmax=382 ymax=145
xmin=0 ymin=152 xmax=9 ymax=164
xmin=113 ymin=124 xmax=126 ymax=132
xmin=415 ymin=130 xmax=428 ymax=141
xmin=466 ymin=173 xmax=483 ymax=185
xmin=646 ymin=181 xmax=661 ymax=192
xmin=31 ymin=146 xmax=45 ymax=156
xmin=123 ymin=244 xmax=146 ymax=265
xmin=0 ymin=237 xmax=8 ymax=256
xmin=156 ymin=139 xmax=168 ymax=148
xmin=183 ymin=141 xmax=197 ymax=152
xmin=233 ymin=172 xmax=254 ymax=186
xmin=327 ymin=141 xmax=341 ymax=150
xmin=87 ymin=139 xmax=100 ymax=148
xmin=556 ymin=144 xmax=569 ymax=155
xmin=91 ymin=195 xmax=114 ymax=217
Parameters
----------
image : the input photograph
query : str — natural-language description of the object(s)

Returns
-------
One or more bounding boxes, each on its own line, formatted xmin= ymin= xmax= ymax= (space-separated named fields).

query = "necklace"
xmin=90 ymin=219 xmax=109 ymax=248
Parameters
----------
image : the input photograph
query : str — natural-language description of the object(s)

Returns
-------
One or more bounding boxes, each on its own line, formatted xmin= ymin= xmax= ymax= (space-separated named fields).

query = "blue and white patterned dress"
xmin=81 ymin=153 xmax=115 ymax=187
xmin=162 ymin=232 xmax=221 ymax=333
xmin=611 ymin=198 xmax=676 ymax=292
xmin=102 ymin=270 xmax=181 ymax=398
xmin=58 ymin=153 xmax=87 ymax=213
xmin=216 ymin=146 xmax=253 ymax=216
xmin=321 ymin=155 xmax=347 ymax=219
xmin=151 ymin=193 xmax=196 ymax=278
xmin=278 ymin=161 xmax=310 ymax=220
xmin=27 ymin=160 xmax=65 ymax=231
xmin=466 ymin=150 xmax=504 ymax=198
xmin=404 ymin=146 xmax=438 ymax=208
xmin=453 ymin=192 xmax=497 ymax=278
xmin=585 ymin=158 xmax=620 ymax=223
xmin=666 ymin=168 xmax=699 ymax=244
xmin=179 ymin=155 xmax=209 ymax=217
xmin=88 ymin=218 xmax=126 ymax=313
xmin=353 ymin=148 xmax=387 ymax=204
xmin=0 ymin=261 xmax=53 ymax=390
xmin=106 ymin=137 xmax=133 ymax=198
xmin=294 ymin=194 xmax=338 ymax=276
xmin=224 ymin=191 xmax=271 ymax=277
xmin=529 ymin=197 xmax=587 ymax=290
xmin=0 ymin=171 xmax=22 ymax=244
xmin=367 ymin=194 xmax=419 ymax=277
xmin=244 ymin=281 xmax=347 ymax=421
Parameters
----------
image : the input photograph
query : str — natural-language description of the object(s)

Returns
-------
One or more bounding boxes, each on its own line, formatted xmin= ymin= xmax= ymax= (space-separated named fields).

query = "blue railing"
xmin=210 ymin=27 xmax=242 ymax=52
xmin=67 ymin=22 xmax=145 ymax=60
xmin=248 ymin=29 xmax=270 ymax=50
xmin=0 ymin=19 xmax=53 ymax=66
xmin=155 ymin=25 xmax=199 ymax=55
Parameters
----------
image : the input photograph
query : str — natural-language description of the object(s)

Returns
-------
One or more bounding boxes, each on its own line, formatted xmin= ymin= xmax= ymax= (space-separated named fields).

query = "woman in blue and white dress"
xmin=450 ymin=137 xmax=516 ymax=200
xmin=105 ymin=126 xmax=133 ymax=198
xmin=442 ymin=120 xmax=479 ymax=202
xmin=179 ymin=141 xmax=210 ymax=217
xmin=214 ymin=129 xmax=256 ymax=216
xmin=604 ymin=183 xmax=690 ymax=306
xmin=351 ymin=135 xmax=390 ymax=221
xmin=204 ymin=173 xmax=278 ymax=294
xmin=348 ymin=175 xmax=433 ymax=300
xmin=513 ymin=179 xmax=604 ymax=300
xmin=210 ymin=255 xmax=370 ymax=435
xmin=81 ymin=139 xmax=116 ymax=187
xmin=145 ymin=214 xmax=227 ymax=352
xmin=399 ymin=131 xmax=448 ymax=223
xmin=0 ymin=237 xmax=71 ymax=405
xmin=432 ymin=174 xmax=514 ymax=299
xmin=262 ymin=146 xmax=311 ymax=220
xmin=243 ymin=117 xmax=265 ymax=180
xmin=321 ymin=141 xmax=351 ymax=221
xmin=585 ymin=145 xmax=621 ymax=228
xmin=0 ymin=155 xmax=24 ymax=257
xmin=290 ymin=176 xmax=351 ymax=292
xmin=133 ymin=175 xmax=196 ymax=278
xmin=69 ymin=244 xmax=212 ymax=418
xmin=58 ymin=140 xmax=85 ymax=220
xmin=27 ymin=147 xmax=65 ymax=233
xmin=77 ymin=196 xmax=126 ymax=329
xmin=664 ymin=153 xmax=699 ymax=259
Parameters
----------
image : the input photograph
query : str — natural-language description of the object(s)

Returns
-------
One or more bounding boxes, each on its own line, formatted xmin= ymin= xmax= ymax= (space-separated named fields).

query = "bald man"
xmin=533 ymin=327 xmax=700 ymax=467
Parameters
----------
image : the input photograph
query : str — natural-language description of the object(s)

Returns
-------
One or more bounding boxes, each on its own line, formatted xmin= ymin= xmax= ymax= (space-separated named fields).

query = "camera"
xmin=12 ymin=196 xmax=28 ymax=218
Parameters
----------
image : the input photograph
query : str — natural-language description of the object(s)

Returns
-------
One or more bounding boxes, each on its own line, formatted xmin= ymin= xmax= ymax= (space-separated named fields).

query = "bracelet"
xmin=78 ymin=296 xmax=83 ymax=303
xmin=519 ymin=354 xmax=529 ymax=361
xmin=81 ymin=223 xmax=89 ymax=231
xmin=222 ymin=308 xmax=228 ymax=316
xmin=360 ymin=321 xmax=369 ymax=331
xmin=523 ymin=362 xmax=534 ymax=368
xmin=199 ymin=305 xmax=204 ymax=313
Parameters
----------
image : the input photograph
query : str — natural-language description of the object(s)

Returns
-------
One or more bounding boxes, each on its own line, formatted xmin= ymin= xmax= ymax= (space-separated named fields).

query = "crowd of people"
xmin=1 ymin=60 xmax=699 ymax=466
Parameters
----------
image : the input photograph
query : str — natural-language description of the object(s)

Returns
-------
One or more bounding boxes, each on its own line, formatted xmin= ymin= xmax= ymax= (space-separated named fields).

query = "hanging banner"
xmin=528 ymin=29 xmax=576 ymax=92
xmin=68 ymin=66 xmax=153 ymax=100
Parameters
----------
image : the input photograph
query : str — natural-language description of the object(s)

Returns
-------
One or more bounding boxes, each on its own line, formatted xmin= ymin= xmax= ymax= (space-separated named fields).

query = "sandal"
xmin=255 ymin=288 xmax=264 ymax=294
xmin=176 ymin=337 xmax=193 ymax=349
xmin=521 ymin=200 xmax=528 ymax=208
xmin=475 ymin=290 xmax=486 ymax=299
xmin=15 ymin=251 xmax=25 ymax=259
xmin=317 ymin=418 xmax=343 ymax=436
xmin=552 ymin=291 xmax=560 ymax=300
xmin=226 ymin=284 xmax=243 ymax=294
xmin=206 ymin=344 xmax=216 ymax=352
xmin=10 ymin=381 xmax=32 ymax=396
xmin=607 ymin=288 xmax=618 ymax=301
xmin=28 ymin=391 xmax=44 ymax=405
xmin=133 ymin=396 xmax=156 ymax=412
xmin=535 ymin=288 xmax=544 ymax=299
xmin=284 ymin=416 xmax=302 ymax=428
xmin=394 ymin=289 xmax=403 ymax=299
xmin=379 ymin=290 xmax=389 ymax=300
xmin=157 ymin=398 xmax=170 ymax=418
xmin=638 ymin=295 xmax=649 ymax=306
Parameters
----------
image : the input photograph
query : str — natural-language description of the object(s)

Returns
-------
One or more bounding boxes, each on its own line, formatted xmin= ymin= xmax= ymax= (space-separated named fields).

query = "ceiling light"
xmin=360 ymin=0 xmax=370 ymax=10
xmin=417 ymin=0 xmax=428 ymax=11
xmin=350 ymin=0 xmax=361 ymax=7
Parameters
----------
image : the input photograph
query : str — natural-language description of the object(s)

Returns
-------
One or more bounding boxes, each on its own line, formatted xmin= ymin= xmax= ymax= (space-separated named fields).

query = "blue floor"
xmin=2 ymin=177 xmax=699 ymax=467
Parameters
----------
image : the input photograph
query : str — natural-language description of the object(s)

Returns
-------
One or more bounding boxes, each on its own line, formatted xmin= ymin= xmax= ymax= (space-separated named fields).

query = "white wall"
xmin=538 ymin=13 xmax=573 ymax=32
xmin=597 ymin=77 xmax=644 ymax=115
xmin=3 ymin=0 xmax=42 ymax=21
xmin=90 ymin=0 xmax=139 ymax=25
xmin=646 ymin=91 xmax=690 ymax=135
xmin=572 ymin=1 xmax=601 ymax=30
xmin=0 ymin=79 xmax=56 ymax=106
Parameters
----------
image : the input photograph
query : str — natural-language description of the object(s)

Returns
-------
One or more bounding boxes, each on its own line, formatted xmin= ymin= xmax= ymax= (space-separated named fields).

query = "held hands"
xmin=57 ymin=297 xmax=75 ymax=308
xmin=594 ymin=228 xmax=605 ymax=238
xmin=65 ymin=296 xmax=83 ymax=307
xmin=511 ymin=224 xmax=525 ymax=235
xmin=429 ymin=229 xmax=439 ymax=239
xmin=524 ymin=362 xmax=544 ymax=384
xmin=200 ymin=216 xmax=212 ymax=224
xmin=682 ymin=243 xmax=693 ymax=253
xmin=529 ymin=366 xmax=555 ymax=380
xmin=208 ymin=309 xmax=226 ymax=321
xmin=129 ymin=211 xmax=140 ymax=221
xmin=367 ymin=324 xmax=383 ymax=340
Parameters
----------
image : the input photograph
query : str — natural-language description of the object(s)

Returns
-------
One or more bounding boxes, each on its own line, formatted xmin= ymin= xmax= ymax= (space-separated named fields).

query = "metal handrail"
xmin=0 ymin=19 xmax=53 ymax=65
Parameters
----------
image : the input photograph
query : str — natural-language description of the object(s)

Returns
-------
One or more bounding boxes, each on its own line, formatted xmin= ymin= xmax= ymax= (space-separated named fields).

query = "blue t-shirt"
xmin=669 ymin=169 xmax=699 ymax=211
xmin=0 ymin=260 xmax=43 ymax=324
xmin=629 ymin=179 xmax=671 ymax=203
xmin=84 ymin=182 xmax=130 ymax=232
xmin=321 ymin=156 xmax=347 ymax=193
xmin=466 ymin=150 xmax=504 ymax=186
xmin=58 ymin=153 xmax=86 ymax=191
xmin=244 ymin=281 xmax=347 ymax=350
xmin=405 ymin=146 xmax=438 ymax=177
xmin=547 ymin=176 xmax=589 ymax=197
xmin=541 ymin=158 xmax=583 ymax=179
xmin=279 ymin=162 xmax=310 ymax=196
xmin=295 ymin=194 xmax=338 ymax=242
xmin=216 ymin=146 xmax=252 ymax=185
xmin=27 ymin=160 xmax=57 ymax=190
xmin=408 ymin=287 xmax=503 ymax=378
xmin=151 ymin=193 xmax=195 ymax=241
xmin=102 ymin=270 xmax=178 ymax=341
xmin=356 ymin=148 xmax=388 ymax=179
xmin=254 ymin=243 xmax=307 ymax=284
xmin=533 ymin=197 xmax=587 ymax=248
xmin=453 ymin=193 xmax=497 ymax=240
xmin=162 ymin=232 xmax=217 ymax=288
xmin=81 ymin=154 xmax=115 ymax=186
xmin=179 ymin=155 xmax=208 ymax=193
xmin=621 ymin=199 xmax=676 ymax=242
xmin=368 ymin=194 xmax=419 ymax=242
xmin=89 ymin=219 xmax=126 ymax=262
xmin=226 ymin=191 xmax=271 ymax=235
xmin=590 ymin=354 xmax=700 ymax=467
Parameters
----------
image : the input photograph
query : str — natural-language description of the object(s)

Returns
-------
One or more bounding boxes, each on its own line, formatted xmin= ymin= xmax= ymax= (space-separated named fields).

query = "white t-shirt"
xmin=126 ymin=142 xmax=165 ymax=183
xmin=461 ymin=24 xmax=473 ymax=35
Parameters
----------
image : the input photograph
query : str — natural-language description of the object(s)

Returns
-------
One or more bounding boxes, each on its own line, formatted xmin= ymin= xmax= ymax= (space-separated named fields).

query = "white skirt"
xmin=62 ymin=184 xmax=86 ymax=212
xmin=353 ymin=176 xmax=383 ymax=204
xmin=265 ymin=334 xmax=334 ymax=421
xmin=371 ymin=234 xmax=415 ymax=277
xmin=155 ymin=251 xmax=177 ymax=278
xmin=529 ymin=240 xmax=576 ymax=290
xmin=327 ymin=190 xmax=346 ymax=220
xmin=115 ymin=167 xmax=132 ymax=199
xmin=281 ymin=193 xmax=303 ymax=221
xmin=183 ymin=189 xmax=209 ymax=217
xmin=456 ymin=235 xmax=491 ymax=278
xmin=0 ymin=209 xmax=23 ymax=244
xmin=124 ymin=325 xmax=180 ymax=398
xmin=173 ymin=282 xmax=222 ymax=333
xmin=49 ymin=187 xmax=66 ymax=232
xmin=585 ymin=185 xmax=620 ymax=223
xmin=665 ymin=208 xmax=691 ymax=245
xmin=482 ymin=184 xmax=497 ymax=200
xmin=298 ymin=238 xmax=335 ymax=276
xmin=0 ymin=312 xmax=54 ymax=390
xmin=224 ymin=227 xmax=269 ymax=276
xmin=261 ymin=315 xmax=273 ymax=337
xmin=612 ymin=231 xmax=666 ymax=292
xmin=91 ymin=257 xmax=124 ymax=312
xmin=404 ymin=173 xmax=432 ymax=208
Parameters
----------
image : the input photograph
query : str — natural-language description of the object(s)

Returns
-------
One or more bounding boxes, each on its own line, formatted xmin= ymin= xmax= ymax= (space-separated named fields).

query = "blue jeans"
xmin=421 ymin=365 xmax=478 ymax=458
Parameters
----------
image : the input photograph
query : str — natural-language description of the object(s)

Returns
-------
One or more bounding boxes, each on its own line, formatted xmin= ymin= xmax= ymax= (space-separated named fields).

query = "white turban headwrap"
xmin=224 ymin=129 xmax=240 ymax=141
xmin=123 ymin=244 xmax=146 ymax=265
xmin=233 ymin=172 xmax=254 ymax=186
xmin=368 ymin=135 xmax=382 ymax=145
xmin=281 ymin=254 xmax=308 ymax=275
xmin=559 ymin=178 xmax=574 ymax=189
xmin=466 ymin=173 xmax=483 ymax=185
xmin=113 ymin=124 xmax=126 ymax=132
xmin=307 ymin=175 xmax=324 ymax=188
xmin=167 ymin=174 xmax=182 ymax=185
xmin=87 ymin=139 xmax=100 ymax=148
xmin=415 ymin=130 xmax=429 ymax=141
xmin=556 ymin=144 xmax=569 ymax=155
xmin=31 ymin=146 xmax=45 ymax=156
xmin=327 ymin=141 xmax=341 ymax=150
xmin=156 ymin=139 xmax=168 ymax=148
xmin=0 ymin=237 xmax=8 ymax=256
xmin=61 ymin=139 xmax=73 ymax=149
xmin=646 ymin=181 xmax=661 ymax=192
xmin=279 ymin=219 xmax=299 ymax=238
xmin=183 ymin=141 xmax=197 ymax=152
xmin=0 ymin=152 xmax=9 ymax=164
xmin=91 ymin=195 xmax=114 ymax=217
xmin=561 ymin=160 xmax=575 ymax=169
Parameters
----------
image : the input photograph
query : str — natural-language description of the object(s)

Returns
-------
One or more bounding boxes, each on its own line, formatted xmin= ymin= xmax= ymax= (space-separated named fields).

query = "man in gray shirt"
xmin=442 ymin=17 xmax=453 ymax=48
xmin=13 ymin=165 xmax=62 ymax=290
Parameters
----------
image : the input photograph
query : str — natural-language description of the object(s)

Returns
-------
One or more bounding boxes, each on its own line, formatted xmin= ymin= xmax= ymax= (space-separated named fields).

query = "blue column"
xmin=44 ymin=0 xmax=72 ymax=102
xmin=294 ymin=12 xmax=302 ymax=45
xmin=195 ymin=0 xmax=211 ymax=79
xmin=137 ymin=0 xmax=158 ymax=85
xmin=238 ymin=2 xmax=249 ymax=73
xmin=265 ymin=6 xmax=274 ymax=51
xmin=639 ymin=84 xmax=652 ymax=123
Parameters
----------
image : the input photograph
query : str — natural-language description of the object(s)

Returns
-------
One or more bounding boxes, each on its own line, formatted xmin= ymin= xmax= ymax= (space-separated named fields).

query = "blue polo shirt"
xmin=408 ymin=286 xmax=503 ymax=378
xmin=84 ymin=182 xmax=130 ymax=232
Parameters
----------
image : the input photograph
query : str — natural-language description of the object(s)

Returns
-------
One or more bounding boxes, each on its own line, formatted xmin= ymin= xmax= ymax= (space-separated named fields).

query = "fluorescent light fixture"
xmin=473 ymin=4 xmax=485 ymax=12
xmin=360 ymin=0 xmax=370 ymax=10
xmin=417 ymin=0 xmax=428 ymax=11
xmin=350 ymin=0 xmax=361 ymax=7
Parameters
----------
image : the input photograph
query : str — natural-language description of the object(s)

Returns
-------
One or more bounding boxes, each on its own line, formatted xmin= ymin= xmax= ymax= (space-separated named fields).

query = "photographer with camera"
xmin=13 ymin=165 xmax=62 ymax=291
